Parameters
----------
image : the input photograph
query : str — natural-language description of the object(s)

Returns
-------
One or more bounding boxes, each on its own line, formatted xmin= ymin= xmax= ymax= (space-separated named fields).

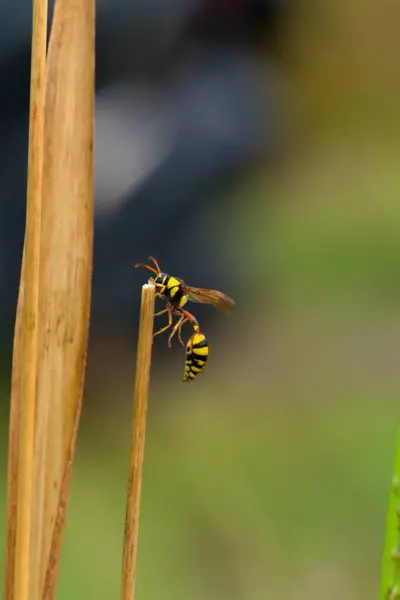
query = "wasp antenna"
xmin=135 ymin=263 xmax=159 ymax=276
xmin=149 ymin=256 xmax=161 ymax=273
xmin=148 ymin=256 xmax=161 ymax=273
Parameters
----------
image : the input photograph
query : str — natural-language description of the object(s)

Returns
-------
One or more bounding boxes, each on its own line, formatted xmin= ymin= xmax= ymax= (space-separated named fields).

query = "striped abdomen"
xmin=183 ymin=331 xmax=209 ymax=382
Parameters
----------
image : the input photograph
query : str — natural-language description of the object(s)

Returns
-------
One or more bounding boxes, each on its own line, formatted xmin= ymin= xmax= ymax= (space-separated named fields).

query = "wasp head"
xmin=153 ymin=272 xmax=169 ymax=293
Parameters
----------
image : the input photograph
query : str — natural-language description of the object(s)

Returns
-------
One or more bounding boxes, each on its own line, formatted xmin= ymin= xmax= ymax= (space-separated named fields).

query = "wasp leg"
xmin=153 ymin=308 xmax=173 ymax=339
xmin=168 ymin=307 xmax=200 ymax=348
xmin=155 ymin=284 xmax=167 ymax=297
xmin=168 ymin=316 xmax=188 ymax=348
xmin=177 ymin=321 xmax=188 ymax=347
xmin=177 ymin=315 xmax=199 ymax=346
xmin=154 ymin=308 xmax=169 ymax=317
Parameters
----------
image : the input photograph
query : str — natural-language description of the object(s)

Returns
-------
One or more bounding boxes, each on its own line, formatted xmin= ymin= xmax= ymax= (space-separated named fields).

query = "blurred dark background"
xmin=1 ymin=1 xmax=400 ymax=598
xmin=0 ymin=0 xmax=283 ymax=351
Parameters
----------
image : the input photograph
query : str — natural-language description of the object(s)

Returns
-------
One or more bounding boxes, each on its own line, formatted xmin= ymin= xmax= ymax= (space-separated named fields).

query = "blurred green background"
xmin=1 ymin=1 xmax=400 ymax=598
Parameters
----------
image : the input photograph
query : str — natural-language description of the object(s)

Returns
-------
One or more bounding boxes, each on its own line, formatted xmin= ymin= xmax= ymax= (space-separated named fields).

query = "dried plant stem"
xmin=4 ymin=0 xmax=94 ymax=596
xmin=8 ymin=0 xmax=47 ymax=596
xmin=30 ymin=0 xmax=95 ymax=595
xmin=4 ymin=252 xmax=25 ymax=600
xmin=42 ymin=392 xmax=83 ymax=599
xmin=121 ymin=283 xmax=155 ymax=600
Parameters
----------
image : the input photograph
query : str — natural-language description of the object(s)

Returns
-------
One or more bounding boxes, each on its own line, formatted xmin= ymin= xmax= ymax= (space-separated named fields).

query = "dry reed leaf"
xmin=30 ymin=0 xmax=95 ymax=596
xmin=5 ymin=0 xmax=94 ymax=595
xmin=5 ymin=0 xmax=47 ymax=596
xmin=4 ymin=252 xmax=25 ymax=600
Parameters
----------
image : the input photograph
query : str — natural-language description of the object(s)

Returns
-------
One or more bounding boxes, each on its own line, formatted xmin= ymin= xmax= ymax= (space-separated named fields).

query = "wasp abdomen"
xmin=183 ymin=331 xmax=209 ymax=382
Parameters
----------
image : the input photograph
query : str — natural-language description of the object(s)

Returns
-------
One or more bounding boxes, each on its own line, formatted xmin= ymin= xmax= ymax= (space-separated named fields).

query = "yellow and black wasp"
xmin=135 ymin=256 xmax=234 ymax=379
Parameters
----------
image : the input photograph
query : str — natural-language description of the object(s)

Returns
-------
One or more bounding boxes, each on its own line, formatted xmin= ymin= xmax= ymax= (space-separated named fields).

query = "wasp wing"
xmin=184 ymin=286 xmax=235 ymax=314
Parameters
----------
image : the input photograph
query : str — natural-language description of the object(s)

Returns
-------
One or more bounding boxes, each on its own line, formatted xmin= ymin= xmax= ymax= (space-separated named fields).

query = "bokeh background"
xmin=0 ymin=0 xmax=399 ymax=598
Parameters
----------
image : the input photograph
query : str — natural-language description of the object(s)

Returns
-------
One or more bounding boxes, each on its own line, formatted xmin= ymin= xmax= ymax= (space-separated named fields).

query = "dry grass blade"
xmin=42 ymin=392 xmax=83 ymax=599
xmin=4 ymin=0 xmax=48 ymax=596
xmin=29 ymin=0 xmax=95 ymax=595
xmin=4 ymin=0 xmax=94 ymax=596
xmin=4 ymin=252 xmax=25 ymax=600
xmin=121 ymin=283 xmax=155 ymax=600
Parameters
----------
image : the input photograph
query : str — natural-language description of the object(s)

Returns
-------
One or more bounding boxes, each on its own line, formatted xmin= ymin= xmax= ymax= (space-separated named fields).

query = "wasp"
xmin=135 ymin=256 xmax=234 ymax=348
xmin=183 ymin=326 xmax=209 ymax=383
